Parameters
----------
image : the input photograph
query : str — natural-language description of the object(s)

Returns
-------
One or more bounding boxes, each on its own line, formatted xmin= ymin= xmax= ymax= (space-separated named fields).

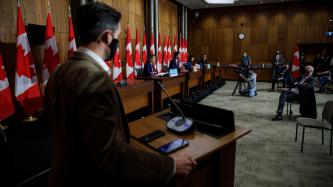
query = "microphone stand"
xmin=156 ymin=81 xmax=194 ymax=131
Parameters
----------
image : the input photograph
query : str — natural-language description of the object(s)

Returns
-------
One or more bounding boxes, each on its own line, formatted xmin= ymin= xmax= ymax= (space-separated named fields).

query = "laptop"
xmin=169 ymin=68 xmax=178 ymax=77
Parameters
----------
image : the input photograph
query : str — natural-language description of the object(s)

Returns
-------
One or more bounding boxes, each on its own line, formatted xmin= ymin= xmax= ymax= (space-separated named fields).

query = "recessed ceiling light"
xmin=204 ymin=0 xmax=234 ymax=4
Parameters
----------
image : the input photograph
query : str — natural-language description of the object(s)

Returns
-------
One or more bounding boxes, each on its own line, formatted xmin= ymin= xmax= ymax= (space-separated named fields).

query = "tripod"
xmin=232 ymin=79 xmax=247 ymax=96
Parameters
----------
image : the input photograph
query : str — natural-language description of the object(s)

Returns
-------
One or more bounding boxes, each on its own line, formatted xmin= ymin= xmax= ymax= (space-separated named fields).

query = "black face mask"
xmin=107 ymin=39 xmax=119 ymax=61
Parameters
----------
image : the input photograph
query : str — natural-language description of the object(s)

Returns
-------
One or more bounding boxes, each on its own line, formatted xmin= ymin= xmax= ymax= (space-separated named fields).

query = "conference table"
xmin=129 ymin=109 xmax=251 ymax=187
xmin=117 ymin=79 xmax=154 ymax=114
xmin=213 ymin=66 xmax=223 ymax=81
xmin=202 ymin=69 xmax=213 ymax=87
xmin=137 ymin=75 xmax=186 ymax=112
xmin=185 ymin=70 xmax=203 ymax=97
xmin=220 ymin=64 xmax=273 ymax=81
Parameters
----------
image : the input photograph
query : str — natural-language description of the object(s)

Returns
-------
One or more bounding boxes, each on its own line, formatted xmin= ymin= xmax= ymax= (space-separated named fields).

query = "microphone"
xmin=156 ymin=81 xmax=194 ymax=133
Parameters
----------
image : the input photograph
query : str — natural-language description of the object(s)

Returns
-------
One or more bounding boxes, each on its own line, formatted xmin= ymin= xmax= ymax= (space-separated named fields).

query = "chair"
xmin=286 ymin=100 xmax=300 ymax=120
xmin=324 ymin=79 xmax=333 ymax=93
xmin=294 ymin=100 xmax=333 ymax=155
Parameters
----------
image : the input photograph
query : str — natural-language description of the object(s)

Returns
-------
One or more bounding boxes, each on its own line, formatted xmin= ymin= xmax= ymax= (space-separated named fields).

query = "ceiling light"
xmin=204 ymin=0 xmax=234 ymax=4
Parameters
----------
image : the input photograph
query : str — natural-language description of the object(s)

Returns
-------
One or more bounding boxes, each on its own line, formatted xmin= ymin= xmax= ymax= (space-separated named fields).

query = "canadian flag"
xmin=184 ymin=38 xmax=188 ymax=63
xmin=68 ymin=9 xmax=76 ymax=58
xmin=150 ymin=31 xmax=155 ymax=55
xmin=112 ymin=45 xmax=123 ymax=82
xmin=134 ymin=28 xmax=141 ymax=70
xmin=0 ymin=52 xmax=15 ymax=121
xmin=142 ymin=30 xmax=147 ymax=68
xmin=15 ymin=5 xmax=42 ymax=115
xmin=157 ymin=33 xmax=162 ymax=72
xmin=167 ymin=35 xmax=172 ymax=64
xmin=179 ymin=36 xmax=184 ymax=63
xmin=43 ymin=12 xmax=60 ymax=86
xmin=163 ymin=34 xmax=168 ymax=67
xmin=173 ymin=34 xmax=178 ymax=53
xmin=125 ymin=27 xmax=134 ymax=80
xmin=291 ymin=47 xmax=300 ymax=79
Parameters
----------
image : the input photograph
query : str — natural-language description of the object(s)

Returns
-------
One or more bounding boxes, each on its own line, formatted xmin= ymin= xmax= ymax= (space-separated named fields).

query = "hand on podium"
xmin=171 ymin=154 xmax=197 ymax=176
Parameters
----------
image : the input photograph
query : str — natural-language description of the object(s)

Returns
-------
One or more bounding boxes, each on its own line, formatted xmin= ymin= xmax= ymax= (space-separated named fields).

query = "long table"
xmin=220 ymin=65 xmax=273 ymax=81
xmin=137 ymin=75 xmax=185 ymax=112
xmin=129 ymin=109 xmax=251 ymax=187
xmin=117 ymin=79 xmax=154 ymax=114
xmin=185 ymin=71 xmax=203 ymax=97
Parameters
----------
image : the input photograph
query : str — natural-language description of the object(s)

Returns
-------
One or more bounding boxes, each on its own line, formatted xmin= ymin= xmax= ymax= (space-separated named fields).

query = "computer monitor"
xmin=169 ymin=68 xmax=178 ymax=77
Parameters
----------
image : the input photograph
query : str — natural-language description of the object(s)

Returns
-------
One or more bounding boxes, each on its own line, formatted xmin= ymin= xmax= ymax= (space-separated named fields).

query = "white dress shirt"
xmin=77 ymin=47 xmax=111 ymax=76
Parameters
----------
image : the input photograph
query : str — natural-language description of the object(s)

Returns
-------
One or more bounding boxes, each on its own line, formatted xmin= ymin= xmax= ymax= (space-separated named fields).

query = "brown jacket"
xmin=45 ymin=51 xmax=174 ymax=187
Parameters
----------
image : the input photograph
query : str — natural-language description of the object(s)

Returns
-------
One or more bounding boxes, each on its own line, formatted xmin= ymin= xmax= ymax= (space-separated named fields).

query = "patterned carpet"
xmin=199 ymin=81 xmax=333 ymax=187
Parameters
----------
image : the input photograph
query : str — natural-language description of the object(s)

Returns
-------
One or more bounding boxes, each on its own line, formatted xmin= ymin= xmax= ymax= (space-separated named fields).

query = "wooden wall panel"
xmin=188 ymin=1 xmax=333 ymax=69
xmin=188 ymin=1 xmax=333 ymax=81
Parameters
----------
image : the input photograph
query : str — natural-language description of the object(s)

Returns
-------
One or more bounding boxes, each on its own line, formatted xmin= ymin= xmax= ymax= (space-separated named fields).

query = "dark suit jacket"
xmin=143 ymin=60 xmax=154 ymax=76
xmin=45 ymin=51 xmax=174 ymax=187
xmin=169 ymin=58 xmax=179 ymax=70
xmin=291 ymin=76 xmax=317 ymax=118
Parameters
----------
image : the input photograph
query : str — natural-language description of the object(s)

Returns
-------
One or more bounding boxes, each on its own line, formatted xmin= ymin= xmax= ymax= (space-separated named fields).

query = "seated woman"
xmin=143 ymin=55 xmax=157 ymax=76
xmin=184 ymin=55 xmax=194 ymax=71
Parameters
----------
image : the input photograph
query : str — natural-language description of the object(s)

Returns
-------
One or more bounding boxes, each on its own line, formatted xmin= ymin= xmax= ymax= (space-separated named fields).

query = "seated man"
xmin=272 ymin=65 xmax=317 ymax=121
xmin=143 ymin=54 xmax=157 ymax=76
xmin=316 ymin=68 xmax=332 ymax=92
xmin=169 ymin=52 xmax=181 ymax=71
xmin=271 ymin=64 xmax=292 ymax=90
xmin=199 ymin=54 xmax=208 ymax=70
xmin=239 ymin=70 xmax=257 ymax=97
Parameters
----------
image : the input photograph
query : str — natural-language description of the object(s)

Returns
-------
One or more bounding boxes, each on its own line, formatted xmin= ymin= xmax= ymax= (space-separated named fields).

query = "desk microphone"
xmin=156 ymin=81 xmax=194 ymax=133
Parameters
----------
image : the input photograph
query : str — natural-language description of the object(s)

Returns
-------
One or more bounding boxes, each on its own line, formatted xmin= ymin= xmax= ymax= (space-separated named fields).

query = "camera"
xmin=235 ymin=67 xmax=250 ymax=77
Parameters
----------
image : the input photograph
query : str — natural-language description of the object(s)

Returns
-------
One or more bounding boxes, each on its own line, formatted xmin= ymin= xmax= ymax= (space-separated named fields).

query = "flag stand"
xmin=23 ymin=115 xmax=38 ymax=122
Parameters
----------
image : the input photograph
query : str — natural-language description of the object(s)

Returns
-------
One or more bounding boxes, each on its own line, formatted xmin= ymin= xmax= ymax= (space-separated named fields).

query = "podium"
xmin=129 ymin=103 xmax=251 ymax=187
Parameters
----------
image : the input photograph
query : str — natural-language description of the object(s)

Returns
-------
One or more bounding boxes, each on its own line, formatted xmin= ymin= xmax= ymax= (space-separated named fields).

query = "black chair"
xmin=295 ymin=100 xmax=333 ymax=155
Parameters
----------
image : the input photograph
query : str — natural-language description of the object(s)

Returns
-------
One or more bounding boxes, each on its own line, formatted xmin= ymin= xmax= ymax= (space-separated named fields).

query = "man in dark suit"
xmin=169 ymin=51 xmax=181 ymax=71
xmin=271 ymin=50 xmax=291 ymax=90
xmin=272 ymin=65 xmax=317 ymax=121
xmin=143 ymin=54 xmax=157 ymax=76
xmin=199 ymin=54 xmax=208 ymax=70
xmin=45 ymin=3 xmax=196 ymax=187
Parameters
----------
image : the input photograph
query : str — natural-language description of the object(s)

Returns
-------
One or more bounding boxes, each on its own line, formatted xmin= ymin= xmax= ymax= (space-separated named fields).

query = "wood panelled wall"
xmin=100 ymin=0 xmax=146 ymax=64
xmin=0 ymin=0 xmax=70 ymax=63
xmin=0 ymin=0 xmax=180 ymax=81
xmin=159 ymin=0 xmax=178 ymax=39
xmin=188 ymin=2 xmax=333 ymax=65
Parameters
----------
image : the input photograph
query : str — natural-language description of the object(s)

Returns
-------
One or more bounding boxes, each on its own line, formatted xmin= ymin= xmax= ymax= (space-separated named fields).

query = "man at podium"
xmin=45 ymin=2 xmax=195 ymax=187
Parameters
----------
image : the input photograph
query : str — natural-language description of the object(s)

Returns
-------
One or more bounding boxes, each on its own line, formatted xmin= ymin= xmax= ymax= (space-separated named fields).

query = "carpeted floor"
xmin=199 ymin=81 xmax=333 ymax=187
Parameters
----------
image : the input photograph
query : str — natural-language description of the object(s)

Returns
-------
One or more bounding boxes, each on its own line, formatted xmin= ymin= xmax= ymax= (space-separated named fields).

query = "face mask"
xmin=106 ymin=38 xmax=119 ymax=61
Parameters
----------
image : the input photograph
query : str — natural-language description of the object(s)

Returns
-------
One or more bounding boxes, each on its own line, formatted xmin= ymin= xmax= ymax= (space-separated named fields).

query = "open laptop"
xmin=169 ymin=68 xmax=178 ymax=77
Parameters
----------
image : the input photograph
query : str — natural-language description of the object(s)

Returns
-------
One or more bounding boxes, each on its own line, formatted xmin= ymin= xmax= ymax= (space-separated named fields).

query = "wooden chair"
xmin=295 ymin=100 xmax=333 ymax=155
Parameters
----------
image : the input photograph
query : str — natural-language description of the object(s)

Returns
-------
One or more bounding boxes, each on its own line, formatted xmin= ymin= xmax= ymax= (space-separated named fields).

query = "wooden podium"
xmin=129 ymin=109 xmax=251 ymax=187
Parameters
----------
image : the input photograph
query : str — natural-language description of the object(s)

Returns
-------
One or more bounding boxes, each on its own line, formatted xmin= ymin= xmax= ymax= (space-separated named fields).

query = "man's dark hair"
xmin=149 ymin=54 xmax=156 ymax=60
xmin=174 ymin=51 xmax=180 ymax=58
xmin=188 ymin=55 xmax=193 ymax=62
xmin=77 ymin=2 xmax=121 ymax=44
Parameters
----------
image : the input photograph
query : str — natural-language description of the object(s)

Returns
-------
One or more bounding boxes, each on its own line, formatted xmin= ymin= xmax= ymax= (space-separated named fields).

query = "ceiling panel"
xmin=175 ymin=0 xmax=304 ymax=9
